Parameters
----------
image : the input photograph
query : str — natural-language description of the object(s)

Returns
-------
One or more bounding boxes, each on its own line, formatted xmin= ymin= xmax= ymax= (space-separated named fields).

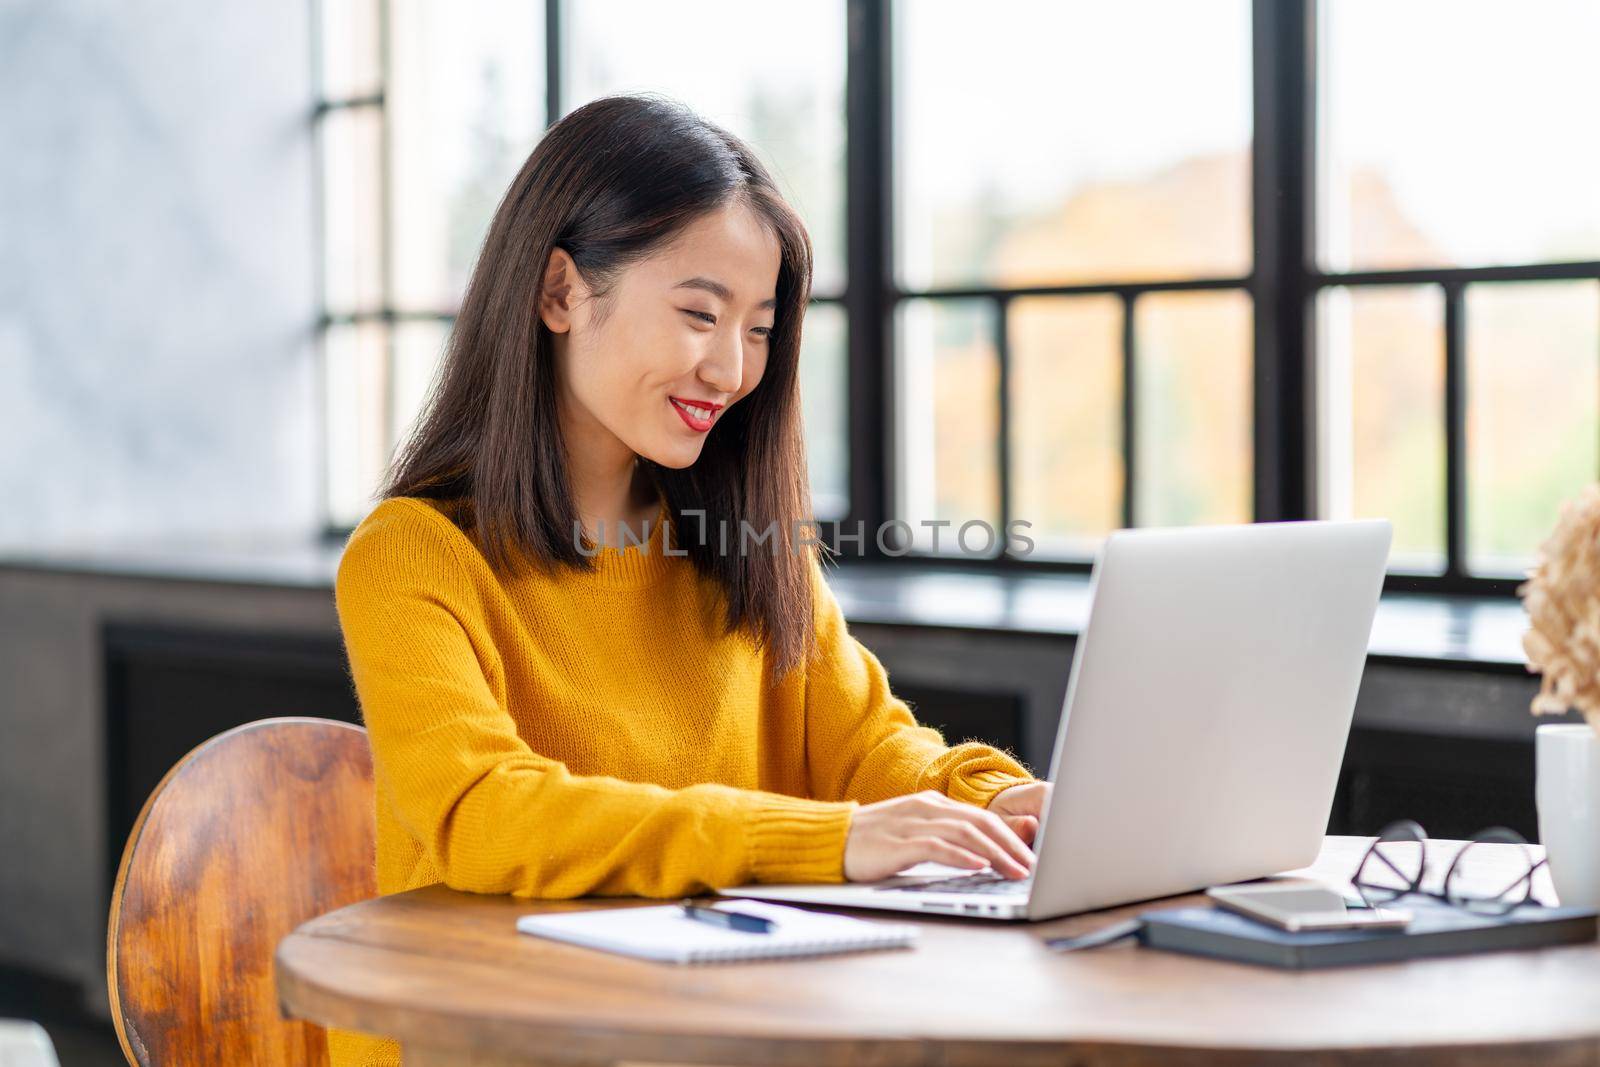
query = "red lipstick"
xmin=669 ymin=396 xmax=722 ymax=433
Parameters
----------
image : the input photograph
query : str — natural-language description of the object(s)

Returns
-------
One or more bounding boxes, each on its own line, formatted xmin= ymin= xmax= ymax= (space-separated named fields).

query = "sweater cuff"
xmin=947 ymin=768 xmax=1037 ymax=810
xmin=746 ymin=793 xmax=858 ymax=884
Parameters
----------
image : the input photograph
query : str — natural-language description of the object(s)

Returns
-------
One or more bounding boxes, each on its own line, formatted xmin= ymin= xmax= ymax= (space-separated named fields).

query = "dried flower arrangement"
xmin=1521 ymin=482 xmax=1600 ymax=738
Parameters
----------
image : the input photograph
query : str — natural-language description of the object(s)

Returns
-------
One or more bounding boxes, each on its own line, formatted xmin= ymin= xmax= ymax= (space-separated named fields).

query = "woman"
xmin=332 ymin=94 xmax=1048 ymax=1065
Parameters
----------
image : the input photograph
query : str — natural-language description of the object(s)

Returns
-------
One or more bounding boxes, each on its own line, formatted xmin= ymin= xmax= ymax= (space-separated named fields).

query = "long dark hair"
xmin=382 ymin=93 xmax=821 ymax=680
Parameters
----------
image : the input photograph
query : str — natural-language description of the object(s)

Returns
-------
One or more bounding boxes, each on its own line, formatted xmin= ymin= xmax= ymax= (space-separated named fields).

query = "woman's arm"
xmin=801 ymin=555 xmax=1039 ymax=809
xmin=335 ymin=503 xmax=855 ymax=899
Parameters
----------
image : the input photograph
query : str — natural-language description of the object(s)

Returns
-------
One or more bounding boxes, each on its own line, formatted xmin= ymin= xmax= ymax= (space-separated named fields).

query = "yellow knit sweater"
xmin=327 ymin=495 xmax=1036 ymax=1066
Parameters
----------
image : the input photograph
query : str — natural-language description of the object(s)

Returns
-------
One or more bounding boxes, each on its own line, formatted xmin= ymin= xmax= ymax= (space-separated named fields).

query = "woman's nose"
xmin=698 ymin=333 xmax=744 ymax=395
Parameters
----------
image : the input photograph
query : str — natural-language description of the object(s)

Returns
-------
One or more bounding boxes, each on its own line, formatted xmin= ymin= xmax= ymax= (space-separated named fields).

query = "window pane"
xmin=895 ymin=0 xmax=1251 ymax=290
xmin=320 ymin=105 xmax=385 ymax=315
xmin=318 ymin=0 xmax=380 ymax=100
xmin=393 ymin=319 xmax=451 ymax=456
xmin=390 ymin=1 xmax=544 ymax=311
xmin=897 ymin=298 xmax=999 ymax=554
xmin=1134 ymin=290 xmax=1252 ymax=526
xmin=564 ymin=0 xmax=847 ymax=294
xmin=1318 ymin=286 xmax=1445 ymax=571
xmin=1010 ymin=296 xmax=1123 ymax=556
xmin=1320 ymin=1 xmax=1600 ymax=271
xmin=799 ymin=302 xmax=848 ymax=518
xmin=325 ymin=323 xmax=391 ymax=528
xmin=1467 ymin=281 xmax=1600 ymax=575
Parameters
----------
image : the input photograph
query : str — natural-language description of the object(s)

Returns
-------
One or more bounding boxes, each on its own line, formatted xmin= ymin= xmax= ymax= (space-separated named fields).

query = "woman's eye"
xmin=682 ymin=309 xmax=770 ymax=339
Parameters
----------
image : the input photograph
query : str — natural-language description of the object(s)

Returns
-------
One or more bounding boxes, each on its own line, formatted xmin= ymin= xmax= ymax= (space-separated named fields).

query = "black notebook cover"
xmin=1137 ymin=899 xmax=1599 ymax=969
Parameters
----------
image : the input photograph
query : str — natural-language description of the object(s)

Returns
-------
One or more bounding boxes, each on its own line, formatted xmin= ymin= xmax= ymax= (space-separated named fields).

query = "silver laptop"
xmin=718 ymin=519 xmax=1392 ymax=922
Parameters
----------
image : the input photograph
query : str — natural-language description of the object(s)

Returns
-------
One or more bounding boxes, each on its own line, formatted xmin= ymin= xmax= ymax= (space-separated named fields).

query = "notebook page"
xmin=516 ymin=899 xmax=919 ymax=963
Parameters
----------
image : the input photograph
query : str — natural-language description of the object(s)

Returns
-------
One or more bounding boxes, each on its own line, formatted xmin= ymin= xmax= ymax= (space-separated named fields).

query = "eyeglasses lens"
xmin=1445 ymin=829 xmax=1536 ymax=915
xmin=1355 ymin=823 xmax=1425 ymax=905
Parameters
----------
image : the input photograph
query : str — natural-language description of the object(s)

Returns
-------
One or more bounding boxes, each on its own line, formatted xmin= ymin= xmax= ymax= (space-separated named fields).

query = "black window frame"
xmin=313 ymin=0 xmax=1597 ymax=598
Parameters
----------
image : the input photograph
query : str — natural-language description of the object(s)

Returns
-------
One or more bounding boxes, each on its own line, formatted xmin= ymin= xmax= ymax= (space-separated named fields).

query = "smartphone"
xmin=1206 ymin=883 xmax=1412 ymax=932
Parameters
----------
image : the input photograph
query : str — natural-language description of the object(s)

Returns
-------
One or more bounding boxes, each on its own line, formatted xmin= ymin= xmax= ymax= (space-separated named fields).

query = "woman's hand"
xmin=988 ymin=780 xmax=1052 ymax=848
xmin=842 ymin=790 xmax=1036 ymax=883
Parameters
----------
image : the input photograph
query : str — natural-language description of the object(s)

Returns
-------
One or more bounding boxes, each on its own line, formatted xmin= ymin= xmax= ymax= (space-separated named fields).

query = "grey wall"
xmin=0 ymin=567 xmax=341 ymax=1016
xmin=0 ymin=0 xmax=321 ymax=549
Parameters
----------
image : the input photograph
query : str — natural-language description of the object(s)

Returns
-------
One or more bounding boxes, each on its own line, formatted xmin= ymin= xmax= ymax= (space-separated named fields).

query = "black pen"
xmin=680 ymin=900 xmax=775 ymax=933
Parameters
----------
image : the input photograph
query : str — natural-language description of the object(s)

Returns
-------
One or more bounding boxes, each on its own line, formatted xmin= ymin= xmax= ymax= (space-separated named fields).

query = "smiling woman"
xmin=330 ymin=94 xmax=1043 ymax=1067
xmin=382 ymin=94 xmax=818 ymax=673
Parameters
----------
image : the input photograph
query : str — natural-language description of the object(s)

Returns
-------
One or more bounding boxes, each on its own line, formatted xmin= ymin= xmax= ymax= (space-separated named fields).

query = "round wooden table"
xmin=276 ymin=837 xmax=1600 ymax=1066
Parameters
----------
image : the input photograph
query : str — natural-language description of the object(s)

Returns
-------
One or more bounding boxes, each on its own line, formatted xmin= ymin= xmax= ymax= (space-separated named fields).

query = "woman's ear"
xmin=538 ymin=246 xmax=582 ymax=334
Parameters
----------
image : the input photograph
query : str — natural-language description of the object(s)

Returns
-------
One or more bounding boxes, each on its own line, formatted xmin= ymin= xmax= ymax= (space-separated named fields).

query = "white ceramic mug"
xmin=1536 ymin=723 xmax=1600 ymax=909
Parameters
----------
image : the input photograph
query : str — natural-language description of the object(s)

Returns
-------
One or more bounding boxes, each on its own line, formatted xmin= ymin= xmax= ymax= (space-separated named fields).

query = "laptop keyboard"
xmin=877 ymin=871 xmax=1033 ymax=895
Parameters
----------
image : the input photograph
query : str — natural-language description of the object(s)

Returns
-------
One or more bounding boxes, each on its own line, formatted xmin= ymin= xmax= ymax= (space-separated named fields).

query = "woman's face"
xmin=542 ymin=200 xmax=782 ymax=471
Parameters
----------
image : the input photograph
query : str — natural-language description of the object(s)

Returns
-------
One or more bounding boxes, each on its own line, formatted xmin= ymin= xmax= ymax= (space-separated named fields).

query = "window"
xmin=314 ymin=0 xmax=848 ymax=528
xmin=891 ymin=0 xmax=1253 ymax=557
xmin=1315 ymin=0 xmax=1600 ymax=583
xmin=315 ymin=0 xmax=545 ymax=529
xmin=315 ymin=0 xmax=1600 ymax=596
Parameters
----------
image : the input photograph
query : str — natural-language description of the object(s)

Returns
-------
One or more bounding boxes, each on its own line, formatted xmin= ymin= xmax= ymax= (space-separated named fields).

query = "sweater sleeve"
xmin=800 ymin=555 xmax=1038 ymax=809
xmin=334 ymin=502 xmax=857 ymax=899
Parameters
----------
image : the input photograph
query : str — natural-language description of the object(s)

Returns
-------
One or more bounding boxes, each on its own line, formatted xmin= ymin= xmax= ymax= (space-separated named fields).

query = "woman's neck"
xmin=557 ymin=384 xmax=663 ymax=549
xmin=579 ymin=470 xmax=659 ymax=548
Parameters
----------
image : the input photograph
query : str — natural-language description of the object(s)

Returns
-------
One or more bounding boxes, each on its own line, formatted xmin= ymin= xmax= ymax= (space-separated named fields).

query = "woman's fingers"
xmin=914 ymin=791 xmax=1036 ymax=875
xmin=977 ymin=808 xmax=1036 ymax=870
xmin=931 ymin=818 xmax=1031 ymax=879
xmin=908 ymin=836 xmax=988 ymax=872
xmin=842 ymin=790 xmax=1042 ymax=883
xmin=940 ymin=803 xmax=1036 ymax=874
xmin=1002 ymin=813 xmax=1040 ymax=846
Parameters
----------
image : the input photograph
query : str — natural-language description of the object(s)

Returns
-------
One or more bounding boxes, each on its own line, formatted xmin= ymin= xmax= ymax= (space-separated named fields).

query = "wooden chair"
xmin=107 ymin=717 xmax=375 ymax=1066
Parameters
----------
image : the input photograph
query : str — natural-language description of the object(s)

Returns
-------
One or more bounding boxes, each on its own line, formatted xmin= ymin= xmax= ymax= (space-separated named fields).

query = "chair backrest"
xmin=107 ymin=717 xmax=375 ymax=1067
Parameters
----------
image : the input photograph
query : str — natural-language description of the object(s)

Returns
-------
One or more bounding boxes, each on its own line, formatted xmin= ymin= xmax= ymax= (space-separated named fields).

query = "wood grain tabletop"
xmin=276 ymin=835 xmax=1600 ymax=1066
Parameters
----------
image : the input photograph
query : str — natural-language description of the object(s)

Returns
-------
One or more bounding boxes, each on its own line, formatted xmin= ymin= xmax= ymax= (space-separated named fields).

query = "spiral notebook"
xmin=515 ymin=899 xmax=919 ymax=963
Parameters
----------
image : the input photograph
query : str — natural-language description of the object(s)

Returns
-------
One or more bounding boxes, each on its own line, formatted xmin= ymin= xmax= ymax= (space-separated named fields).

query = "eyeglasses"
xmin=1352 ymin=819 xmax=1549 ymax=916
